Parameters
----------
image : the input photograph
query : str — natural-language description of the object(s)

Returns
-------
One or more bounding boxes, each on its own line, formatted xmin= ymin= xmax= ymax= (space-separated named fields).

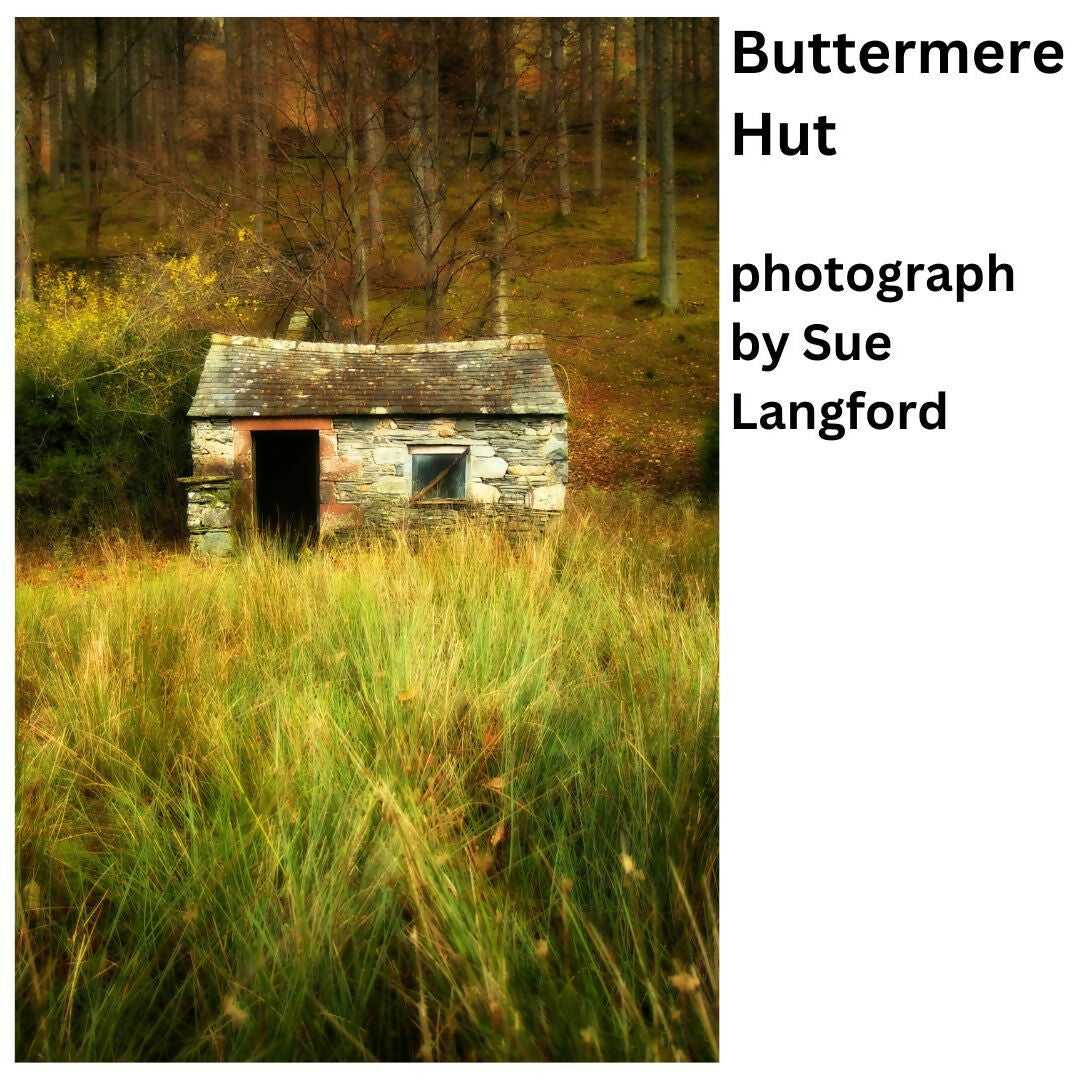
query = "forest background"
xmin=14 ymin=16 xmax=719 ymax=545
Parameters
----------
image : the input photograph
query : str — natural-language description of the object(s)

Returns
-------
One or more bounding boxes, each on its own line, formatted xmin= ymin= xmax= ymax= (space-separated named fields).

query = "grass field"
xmin=15 ymin=491 xmax=718 ymax=1061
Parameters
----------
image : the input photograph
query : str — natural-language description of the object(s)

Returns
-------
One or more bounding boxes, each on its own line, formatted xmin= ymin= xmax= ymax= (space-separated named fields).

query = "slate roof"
xmin=188 ymin=334 xmax=568 ymax=418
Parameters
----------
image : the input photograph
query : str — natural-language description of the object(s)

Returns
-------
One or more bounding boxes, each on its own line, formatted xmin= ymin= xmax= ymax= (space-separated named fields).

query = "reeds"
xmin=16 ymin=491 xmax=718 ymax=1061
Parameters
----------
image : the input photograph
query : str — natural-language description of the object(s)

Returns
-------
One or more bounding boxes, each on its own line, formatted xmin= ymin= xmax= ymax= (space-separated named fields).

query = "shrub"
xmin=15 ymin=254 xmax=262 ymax=543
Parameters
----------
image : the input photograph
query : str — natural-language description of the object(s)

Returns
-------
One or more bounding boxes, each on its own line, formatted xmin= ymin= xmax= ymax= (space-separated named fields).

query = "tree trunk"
xmin=611 ymin=19 xmax=620 ymax=104
xmin=654 ymin=19 xmax=678 ymax=311
xmin=73 ymin=23 xmax=91 ymax=208
xmin=60 ymin=23 xmax=72 ymax=187
xmin=672 ymin=19 xmax=683 ymax=109
xmin=645 ymin=16 xmax=655 ymax=144
xmin=86 ymin=18 xmax=107 ymax=258
xmin=123 ymin=19 xmax=135 ymax=164
xmin=16 ymin=61 xmax=35 ymax=303
xmin=420 ymin=19 xmax=444 ymax=339
xmin=484 ymin=18 xmax=509 ymax=336
xmin=405 ymin=20 xmax=429 ymax=281
xmin=313 ymin=18 xmax=325 ymax=144
xmin=550 ymin=19 xmax=571 ymax=218
xmin=539 ymin=19 xmax=550 ymax=130
xmin=507 ymin=19 xmax=522 ymax=181
xmin=359 ymin=28 xmax=385 ymax=260
xmin=681 ymin=18 xmax=692 ymax=110
xmin=161 ymin=23 xmax=179 ymax=174
xmin=151 ymin=22 xmax=167 ymax=227
xmin=708 ymin=18 xmax=719 ymax=105
xmin=17 ymin=25 xmax=47 ymax=185
xmin=112 ymin=20 xmax=128 ymax=176
xmin=405 ymin=19 xmax=444 ymax=338
xmin=134 ymin=19 xmax=148 ymax=157
xmin=174 ymin=18 xmax=188 ymax=121
xmin=344 ymin=24 xmax=370 ymax=344
xmin=690 ymin=17 xmax=700 ymax=107
xmin=633 ymin=17 xmax=648 ymax=262
xmin=576 ymin=19 xmax=588 ymax=125
xmin=47 ymin=31 xmax=61 ymax=190
xmin=239 ymin=18 xmax=253 ymax=164
xmin=252 ymin=19 xmax=267 ymax=243
xmin=589 ymin=19 xmax=602 ymax=197
xmin=224 ymin=19 xmax=241 ymax=195
xmin=104 ymin=20 xmax=116 ymax=178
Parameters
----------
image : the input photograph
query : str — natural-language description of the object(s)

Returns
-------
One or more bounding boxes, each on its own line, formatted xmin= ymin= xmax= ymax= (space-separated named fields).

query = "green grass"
xmin=16 ymin=490 xmax=718 ymax=1061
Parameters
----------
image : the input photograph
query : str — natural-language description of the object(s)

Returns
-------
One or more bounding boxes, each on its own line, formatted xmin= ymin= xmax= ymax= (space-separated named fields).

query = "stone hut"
xmin=184 ymin=333 xmax=569 ymax=554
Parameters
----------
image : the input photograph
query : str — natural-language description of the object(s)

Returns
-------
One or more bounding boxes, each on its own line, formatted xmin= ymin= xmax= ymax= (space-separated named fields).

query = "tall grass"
xmin=15 ymin=492 xmax=718 ymax=1061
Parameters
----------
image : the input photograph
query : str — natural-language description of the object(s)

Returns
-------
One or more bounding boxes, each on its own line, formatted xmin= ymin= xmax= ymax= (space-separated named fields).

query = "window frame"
xmin=408 ymin=444 xmax=470 ymax=503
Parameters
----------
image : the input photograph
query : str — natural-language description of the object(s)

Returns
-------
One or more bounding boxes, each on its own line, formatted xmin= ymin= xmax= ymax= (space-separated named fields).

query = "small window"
xmin=411 ymin=448 xmax=467 ymax=501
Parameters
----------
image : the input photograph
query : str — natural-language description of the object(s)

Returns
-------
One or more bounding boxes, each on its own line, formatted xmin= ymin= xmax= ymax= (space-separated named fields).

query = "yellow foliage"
xmin=15 ymin=253 xmax=262 ymax=396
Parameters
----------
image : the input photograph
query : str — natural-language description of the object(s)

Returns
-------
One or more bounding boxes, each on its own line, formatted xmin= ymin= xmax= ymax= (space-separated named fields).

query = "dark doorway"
xmin=253 ymin=430 xmax=320 ymax=544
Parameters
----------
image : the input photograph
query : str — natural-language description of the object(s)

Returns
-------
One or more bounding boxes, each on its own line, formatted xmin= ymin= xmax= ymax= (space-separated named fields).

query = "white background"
xmin=720 ymin=1 xmax=1080 ymax=1075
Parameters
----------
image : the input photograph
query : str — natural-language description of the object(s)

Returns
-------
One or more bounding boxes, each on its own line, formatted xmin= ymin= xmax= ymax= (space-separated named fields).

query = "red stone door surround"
xmin=231 ymin=417 xmax=345 ymax=534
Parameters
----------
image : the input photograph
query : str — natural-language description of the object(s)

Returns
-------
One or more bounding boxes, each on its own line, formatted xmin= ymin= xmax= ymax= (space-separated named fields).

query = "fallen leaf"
xmin=669 ymin=971 xmax=701 ymax=994
xmin=222 ymin=993 xmax=249 ymax=1025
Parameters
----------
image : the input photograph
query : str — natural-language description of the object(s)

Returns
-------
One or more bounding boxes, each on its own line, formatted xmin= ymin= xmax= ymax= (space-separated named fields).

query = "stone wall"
xmin=185 ymin=477 xmax=234 ymax=555
xmin=186 ymin=414 xmax=568 ymax=551
xmin=190 ymin=419 xmax=235 ymax=476
xmin=324 ymin=415 xmax=568 ymax=537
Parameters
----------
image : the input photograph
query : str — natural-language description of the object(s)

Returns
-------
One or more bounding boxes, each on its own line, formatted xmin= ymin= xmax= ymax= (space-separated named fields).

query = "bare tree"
xmin=575 ymin=19 xmax=588 ymax=125
xmin=538 ymin=19 xmax=551 ymax=129
xmin=397 ymin=18 xmax=447 ymax=337
xmin=16 ymin=35 xmax=35 ymax=303
xmin=654 ymin=18 xmax=678 ymax=311
xmin=358 ymin=22 xmax=386 ymax=260
xmin=223 ymin=18 xmax=241 ymax=195
xmin=72 ymin=22 xmax=91 ymax=208
xmin=681 ymin=18 xmax=692 ymax=109
xmin=86 ymin=18 xmax=108 ymax=255
xmin=343 ymin=21 xmax=370 ymax=342
xmin=150 ymin=22 xmax=169 ymax=226
xmin=506 ymin=18 xmax=522 ymax=180
xmin=46 ymin=26 xmax=62 ymax=190
xmin=690 ymin=17 xmax=700 ymax=107
xmin=633 ymin=17 xmax=648 ymax=262
xmin=252 ymin=19 xmax=268 ymax=243
xmin=611 ymin=18 xmax=621 ymax=104
xmin=589 ymin=19 xmax=602 ymax=197
xmin=16 ymin=21 xmax=49 ymax=184
xmin=549 ymin=19 xmax=571 ymax=218
xmin=483 ymin=18 xmax=509 ymax=335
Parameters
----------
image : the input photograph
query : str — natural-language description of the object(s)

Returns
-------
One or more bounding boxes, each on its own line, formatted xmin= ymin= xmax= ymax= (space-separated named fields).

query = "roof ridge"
xmin=209 ymin=333 xmax=547 ymax=355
